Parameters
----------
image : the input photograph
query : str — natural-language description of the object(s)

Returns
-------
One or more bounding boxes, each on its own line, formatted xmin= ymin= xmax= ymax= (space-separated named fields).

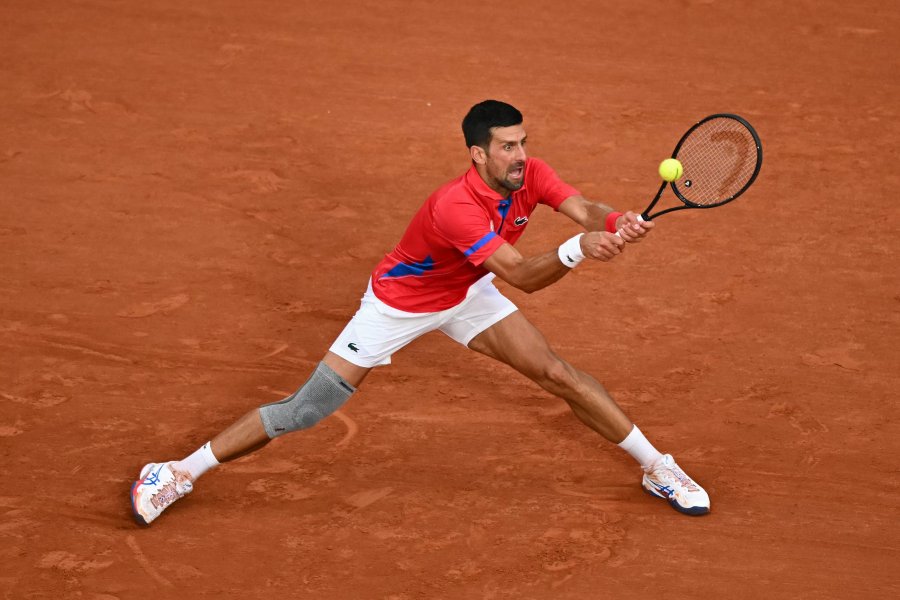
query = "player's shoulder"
xmin=429 ymin=172 xmax=490 ymax=230
xmin=431 ymin=171 xmax=479 ymax=210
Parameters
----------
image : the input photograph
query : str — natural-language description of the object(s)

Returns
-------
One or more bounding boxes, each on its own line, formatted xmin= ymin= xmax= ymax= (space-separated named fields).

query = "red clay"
xmin=1 ymin=1 xmax=897 ymax=598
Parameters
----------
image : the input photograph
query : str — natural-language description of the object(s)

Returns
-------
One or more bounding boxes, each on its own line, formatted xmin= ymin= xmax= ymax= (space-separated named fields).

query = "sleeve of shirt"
xmin=528 ymin=158 xmax=581 ymax=211
xmin=432 ymin=196 xmax=506 ymax=267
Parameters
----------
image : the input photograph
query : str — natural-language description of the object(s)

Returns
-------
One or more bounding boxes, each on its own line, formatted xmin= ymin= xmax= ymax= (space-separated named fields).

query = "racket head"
xmin=669 ymin=114 xmax=763 ymax=210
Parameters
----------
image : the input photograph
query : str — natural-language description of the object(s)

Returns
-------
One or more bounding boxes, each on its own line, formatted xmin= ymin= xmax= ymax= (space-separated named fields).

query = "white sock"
xmin=173 ymin=441 xmax=220 ymax=481
xmin=617 ymin=425 xmax=663 ymax=470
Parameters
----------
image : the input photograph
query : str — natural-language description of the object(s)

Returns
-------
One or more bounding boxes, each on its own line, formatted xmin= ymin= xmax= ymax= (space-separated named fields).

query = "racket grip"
xmin=614 ymin=214 xmax=645 ymax=239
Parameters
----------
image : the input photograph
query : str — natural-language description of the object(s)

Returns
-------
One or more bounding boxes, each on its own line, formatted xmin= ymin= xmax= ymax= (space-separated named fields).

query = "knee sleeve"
xmin=259 ymin=362 xmax=356 ymax=438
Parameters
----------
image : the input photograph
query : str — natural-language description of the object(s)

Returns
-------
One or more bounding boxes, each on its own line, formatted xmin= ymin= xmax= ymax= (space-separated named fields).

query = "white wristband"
xmin=558 ymin=234 xmax=585 ymax=268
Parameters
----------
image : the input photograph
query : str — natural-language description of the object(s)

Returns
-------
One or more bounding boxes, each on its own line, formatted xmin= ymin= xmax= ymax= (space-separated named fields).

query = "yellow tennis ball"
xmin=658 ymin=158 xmax=684 ymax=182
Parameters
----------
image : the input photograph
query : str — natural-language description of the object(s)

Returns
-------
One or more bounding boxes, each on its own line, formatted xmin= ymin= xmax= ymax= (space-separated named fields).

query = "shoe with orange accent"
xmin=130 ymin=462 xmax=193 ymax=526
xmin=642 ymin=454 xmax=710 ymax=516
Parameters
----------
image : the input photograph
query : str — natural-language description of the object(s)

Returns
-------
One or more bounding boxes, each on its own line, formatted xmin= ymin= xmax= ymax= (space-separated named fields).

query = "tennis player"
xmin=131 ymin=100 xmax=710 ymax=525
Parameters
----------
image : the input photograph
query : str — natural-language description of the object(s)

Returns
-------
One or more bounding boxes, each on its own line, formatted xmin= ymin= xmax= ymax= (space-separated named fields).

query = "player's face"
xmin=477 ymin=125 xmax=527 ymax=195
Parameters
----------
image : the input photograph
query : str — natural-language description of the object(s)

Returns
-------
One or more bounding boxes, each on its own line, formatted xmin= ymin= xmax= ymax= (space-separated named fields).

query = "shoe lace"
xmin=150 ymin=481 xmax=181 ymax=509
xmin=662 ymin=462 xmax=699 ymax=492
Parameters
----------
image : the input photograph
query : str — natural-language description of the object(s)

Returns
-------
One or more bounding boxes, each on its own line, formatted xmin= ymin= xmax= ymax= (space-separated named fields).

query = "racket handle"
xmin=614 ymin=214 xmax=645 ymax=239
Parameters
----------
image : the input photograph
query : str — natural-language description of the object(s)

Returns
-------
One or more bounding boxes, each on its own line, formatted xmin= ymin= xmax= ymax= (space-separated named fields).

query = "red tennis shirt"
xmin=370 ymin=157 xmax=580 ymax=312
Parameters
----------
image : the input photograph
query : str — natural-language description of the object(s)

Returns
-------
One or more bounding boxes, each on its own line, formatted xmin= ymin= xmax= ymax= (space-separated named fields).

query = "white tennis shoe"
xmin=130 ymin=462 xmax=193 ymax=526
xmin=642 ymin=454 xmax=710 ymax=516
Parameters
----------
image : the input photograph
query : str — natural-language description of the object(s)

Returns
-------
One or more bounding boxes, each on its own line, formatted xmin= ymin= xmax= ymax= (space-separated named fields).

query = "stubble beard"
xmin=500 ymin=178 xmax=524 ymax=192
xmin=500 ymin=163 xmax=525 ymax=192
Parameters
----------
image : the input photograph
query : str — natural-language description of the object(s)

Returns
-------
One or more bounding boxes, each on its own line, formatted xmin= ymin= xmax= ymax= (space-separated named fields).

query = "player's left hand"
xmin=616 ymin=211 xmax=654 ymax=243
xmin=581 ymin=231 xmax=626 ymax=261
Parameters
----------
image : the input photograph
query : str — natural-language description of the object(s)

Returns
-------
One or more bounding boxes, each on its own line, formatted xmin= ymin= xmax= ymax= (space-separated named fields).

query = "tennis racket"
xmin=618 ymin=113 xmax=762 ymax=235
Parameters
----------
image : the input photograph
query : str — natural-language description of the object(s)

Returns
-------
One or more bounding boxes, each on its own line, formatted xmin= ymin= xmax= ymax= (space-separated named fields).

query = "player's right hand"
xmin=616 ymin=211 xmax=655 ymax=243
xmin=581 ymin=231 xmax=625 ymax=262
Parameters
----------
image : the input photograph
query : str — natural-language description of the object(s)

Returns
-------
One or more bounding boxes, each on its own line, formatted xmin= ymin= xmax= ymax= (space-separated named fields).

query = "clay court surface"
xmin=1 ymin=1 xmax=898 ymax=598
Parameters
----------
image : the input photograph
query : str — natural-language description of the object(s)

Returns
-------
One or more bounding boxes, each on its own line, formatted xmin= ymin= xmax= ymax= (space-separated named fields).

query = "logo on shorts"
xmin=347 ymin=342 xmax=359 ymax=353
xmin=513 ymin=216 xmax=529 ymax=226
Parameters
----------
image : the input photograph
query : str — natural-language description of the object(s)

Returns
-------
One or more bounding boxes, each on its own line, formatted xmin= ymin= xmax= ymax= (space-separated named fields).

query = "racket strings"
xmin=675 ymin=118 xmax=759 ymax=206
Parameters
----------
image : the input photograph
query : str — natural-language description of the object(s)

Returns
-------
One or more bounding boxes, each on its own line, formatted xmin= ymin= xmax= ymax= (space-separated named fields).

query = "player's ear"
xmin=470 ymin=145 xmax=487 ymax=165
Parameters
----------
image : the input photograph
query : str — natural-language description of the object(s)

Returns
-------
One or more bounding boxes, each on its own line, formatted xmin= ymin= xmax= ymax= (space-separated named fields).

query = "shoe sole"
xmin=642 ymin=483 xmax=710 ymax=516
xmin=130 ymin=479 xmax=150 ymax=526
xmin=130 ymin=463 xmax=154 ymax=527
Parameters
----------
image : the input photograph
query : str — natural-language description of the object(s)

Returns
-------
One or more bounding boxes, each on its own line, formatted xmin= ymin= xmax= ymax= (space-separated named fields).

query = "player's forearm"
xmin=558 ymin=196 xmax=619 ymax=232
xmin=579 ymin=200 xmax=618 ymax=231
xmin=485 ymin=232 xmax=623 ymax=294
xmin=504 ymin=250 xmax=573 ymax=293
xmin=485 ymin=248 xmax=571 ymax=294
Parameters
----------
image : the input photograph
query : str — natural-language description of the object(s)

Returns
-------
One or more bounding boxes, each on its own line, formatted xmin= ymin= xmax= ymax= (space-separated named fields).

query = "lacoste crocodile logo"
xmin=514 ymin=216 xmax=528 ymax=226
xmin=348 ymin=343 xmax=359 ymax=352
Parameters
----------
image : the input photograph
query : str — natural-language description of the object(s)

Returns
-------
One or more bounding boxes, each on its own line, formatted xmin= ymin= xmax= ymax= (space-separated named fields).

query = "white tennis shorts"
xmin=329 ymin=274 xmax=518 ymax=368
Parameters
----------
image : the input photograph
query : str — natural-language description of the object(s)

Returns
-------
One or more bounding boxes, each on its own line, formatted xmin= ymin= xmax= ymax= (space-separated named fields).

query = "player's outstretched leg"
xmin=467 ymin=310 xmax=710 ymax=516
xmin=130 ymin=356 xmax=369 ymax=526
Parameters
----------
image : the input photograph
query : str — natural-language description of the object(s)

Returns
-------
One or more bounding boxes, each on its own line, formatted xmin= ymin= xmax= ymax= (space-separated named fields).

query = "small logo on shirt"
xmin=348 ymin=343 xmax=359 ymax=353
xmin=513 ymin=216 xmax=529 ymax=227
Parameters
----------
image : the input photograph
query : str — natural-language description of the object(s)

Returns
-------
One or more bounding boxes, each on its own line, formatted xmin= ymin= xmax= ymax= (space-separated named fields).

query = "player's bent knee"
xmin=538 ymin=358 xmax=577 ymax=392
xmin=258 ymin=361 xmax=356 ymax=438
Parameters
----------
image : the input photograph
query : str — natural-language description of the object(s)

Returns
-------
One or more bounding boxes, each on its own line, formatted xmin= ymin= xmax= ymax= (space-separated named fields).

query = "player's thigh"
xmin=438 ymin=278 xmax=518 ymax=347
xmin=467 ymin=310 xmax=560 ymax=381
xmin=329 ymin=282 xmax=443 ymax=370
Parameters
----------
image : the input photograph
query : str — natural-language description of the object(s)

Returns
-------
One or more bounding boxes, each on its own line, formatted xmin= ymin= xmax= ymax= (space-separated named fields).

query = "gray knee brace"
xmin=259 ymin=362 xmax=356 ymax=438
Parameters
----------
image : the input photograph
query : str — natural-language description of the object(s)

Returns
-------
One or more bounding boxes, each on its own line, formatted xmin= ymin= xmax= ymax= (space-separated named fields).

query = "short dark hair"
xmin=461 ymin=100 xmax=523 ymax=149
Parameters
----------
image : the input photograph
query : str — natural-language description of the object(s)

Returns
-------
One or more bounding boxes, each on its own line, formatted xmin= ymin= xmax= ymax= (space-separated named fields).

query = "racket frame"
xmin=641 ymin=113 xmax=763 ymax=221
